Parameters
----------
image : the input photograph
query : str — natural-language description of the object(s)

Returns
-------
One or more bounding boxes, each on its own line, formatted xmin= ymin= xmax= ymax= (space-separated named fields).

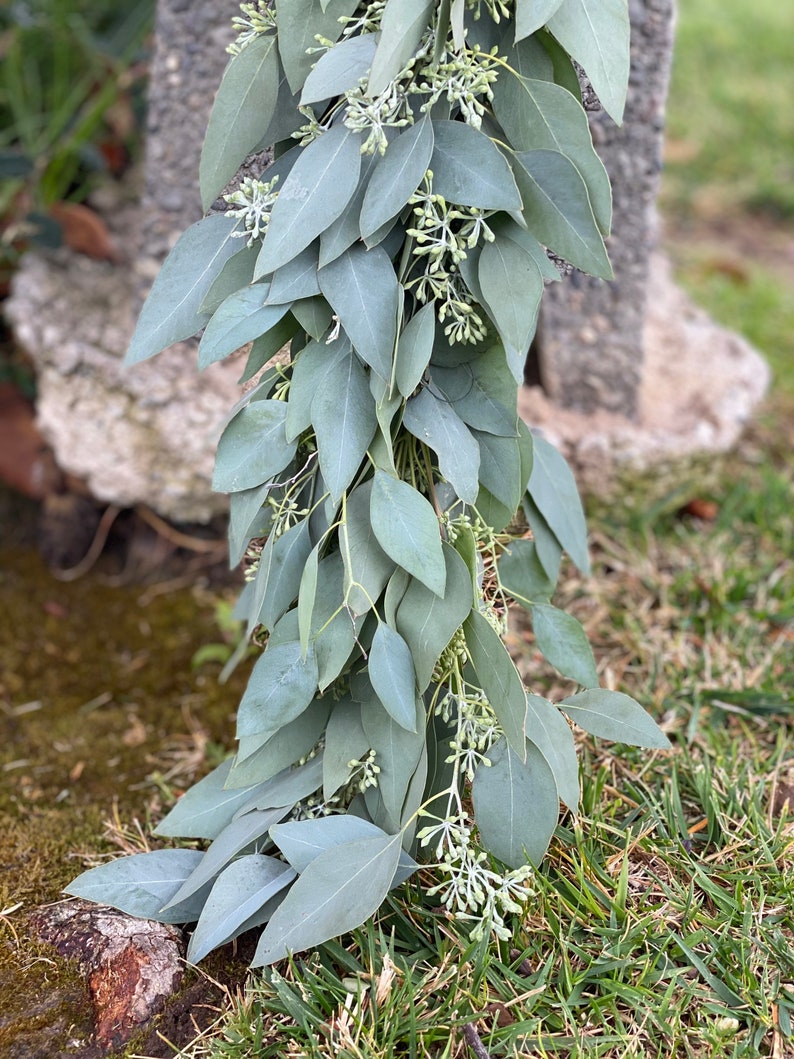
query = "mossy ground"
xmin=0 ymin=491 xmax=252 ymax=1056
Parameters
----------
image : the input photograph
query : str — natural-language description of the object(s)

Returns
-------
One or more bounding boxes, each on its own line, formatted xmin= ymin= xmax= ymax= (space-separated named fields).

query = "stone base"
xmin=5 ymin=231 xmax=244 ymax=524
xmin=519 ymin=254 xmax=771 ymax=490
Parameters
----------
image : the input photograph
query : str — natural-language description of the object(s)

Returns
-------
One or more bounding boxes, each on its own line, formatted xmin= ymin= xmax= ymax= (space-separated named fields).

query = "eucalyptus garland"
xmin=68 ymin=0 xmax=670 ymax=967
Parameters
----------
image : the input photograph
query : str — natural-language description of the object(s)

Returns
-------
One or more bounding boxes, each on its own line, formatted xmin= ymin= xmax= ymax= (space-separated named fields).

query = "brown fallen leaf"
xmin=49 ymin=201 xmax=118 ymax=262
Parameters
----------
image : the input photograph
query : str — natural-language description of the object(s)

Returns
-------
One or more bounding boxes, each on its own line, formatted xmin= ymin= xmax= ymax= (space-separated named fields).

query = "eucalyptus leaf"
xmin=361 ymin=698 xmax=425 ymax=825
xmin=318 ymin=244 xmax=399 ymax=381
xmin=239 ymin=315 xmax=299 ymax=384
xmin=472 ymin=738 xmax=559 ymax=868
xmin=323 ymin=697 xmax=370 ymax=799
xmin=530 ymin=603 xmax=599 ymax=687
xmin=291 ymin=296 xmax=335 ymax=340
xmin=524 ymin=693 xmax=580 ymax=811
xmin=395 ymin=302 xmax=435 ymax=398
xmin=275 ymin=0 xmax=359 ymax=93
xmin=257 ymin=124 xmax=362 ymax=275
xmin=431 ymin=344 xmax=518 ymax=436
xmin=319 ymin=147 xmax=381 ymax=267
xmin=227 ymin=700 xmax=332 ymax=787
xmin=396 ymin=543 xmax=472 ymax=690
xmin=522 ymin=493 xmax=563 ymax=583
xmin=403 ymin=387 xmax=480 ymax=504
xmin=233 ymin=755 xmax=325 ymax=816
xmin=154 ymin=758 xmax=270 ymax=840
xmin=547 ymin=0 xmax=630 ymax=123
xmin=301 ymin=32 xmax=379 ymax=104
xmin=368 ymin=0 xmax=435 ymax=96
xmin=286 ymin=337 xmax=346 ymax=442
xmin=511 ymin=149 xmax=612 ymax=278
xmin=257 ymin=518 xmax=313 ymax=632
xmin=371 ymin=470 xmax=446 ymax=597
xmin=560 ymin=690 xmax=672 ymax=748
xmin=515 ymin=0 xmax=566 ymax=39
xmin=463 ymin=610 xmax=527 ymax=759
xmin=200 ymin=241 xmax=260 ymax=315
xmin=430 ymin=121 xmax=522 ymax=211
xmin=253 ymin=832 xmax=402 ymax=965
xmin=472 ymin=429 xmax=524 ymax=512
xmin=213 ymin=401 xmax=297 ymax=494
xmin=341 ymin=479 xmax=396 ymax=616
xmin=526 ymin=435 xmax=590 ymax=574
xmin=360 ymin=118 xmax=435 ymax=241
xmin=369 ymin=623 xmax=419 ymax=732
xmin=478 ymin=233 xmax=543 ymax=356
xmin=126 ymin=215 xmax=239 ymax=366
xmin=272 ymin=816 xmax=417 ymax=885
xmin=312 ymin=342 xmax=377 ymax=502
xmin=236 ymin=640 xmax=319 ymax=740
xmin=65 ymin=850 xmax=206 ymax=924
xmin=199 ymin=284 xmax=290 ymax=369
xmin=228 ymin=479 xmax=274 ymax=568
xmin=267 ymin=242 xmax=321 ymax=304
xmin=200 ymin=34 xmax=280 ymax=210
xmin=498 ymin=537 xmax=556 ymax=607
xmin=187 ymin=855 xmax=296 ymax=964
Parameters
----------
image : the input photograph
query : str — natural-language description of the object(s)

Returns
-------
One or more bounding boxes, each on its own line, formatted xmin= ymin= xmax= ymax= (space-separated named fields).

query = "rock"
xmin=519 ymin=254 xmax=771 ymax=489
xmin=29 ymin=899 xmax=184 ymax=1052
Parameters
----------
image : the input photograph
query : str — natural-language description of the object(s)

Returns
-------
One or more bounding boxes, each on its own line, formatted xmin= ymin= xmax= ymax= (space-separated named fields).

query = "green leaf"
xmin=472 ymin=738 xmax=559 ymax=868
xmin=526 ymin=435 xmax=590 ymax=574
xmin=126 ymin=215 xmax=240 ymax=365
xmin=360 ymin=118 xmax=435 ymax=242
xmin=198 ymin=284 xmax=290 ymax=369
xmin=187 ymin=855 xmax=296 ymax=964
xmin=341 ymin=480 xmax=397 ymax=616
xmin=432 ymin=345 xmax=518 ymax=436
xmin=522 ymin=493 xmax=563 ymax=583
xmin=291 ymin=296 xmax=335 ymax=340
xmin=464 ymin=610 xmax=527 ymax=759
xmin=285 ymin=337 xmax=345 ymax=442
xmin=318 ymin=244 xmax=400 ymax=381
xmin=362 ymin=698 xmax=426 ymax=825
xmin=323 ymin=697 xmax=370 ymax=799
xmin=257 ymin=125 xmax=363 ymax=275
xmin=312 ymin=344 xmax=377 ymax=504
xmin=370 ymin=470 xmax=446 ymax=596
xmin=200 ymin=241 xmax=260 ymax=314
xmin=236 ymin=640 xmax=319 ymax=740
xmin=227 ymin=700 xmax=331 ymax=787
xmin=368 ymin=0 xmax=435 ymax=96
xmin=515 ymin=0 xmax=566 ymax=39
xmin=65 ymin=850 xmax=205 ymax=924
xmin=370 ymin=623 xmax=419 ymax=732
xmin=530 ymin=603 xmax=598 ymax=687
xmin=233 ymin=756 xmax=326 ymax=815
xmin=155 ymin=758 xmax=270 ymax=840
xmin=403 ymin=387 xmax=480 ymax=504
xmin=253 ymin=831 xmax=402 ymax=965
xmin=430 ymin=121 xmax=522 ymax=211
xmin=560 ymin=689 xmax=672 ymax=748
xmin=319 ymin=147 xmax=381 ymax=267
xmin=240 ymin=315 xmax=299 ymax=383
xmin=472 ymin=430 xmax=523 ymax=513
xmin=272 ymin=816 xmax=417 ymax=885
xmin=275 ymin=0 xmax=359 ymax=93
xmin=498 ymin=537 xmax=556 ymax=607
xmin=213 ymin=401 xmax=297 ymax=493
xmin=267 ymin=243 xmax=321 ymax=304
xmin=511 ymin=149 xmax=612 ymax=278
xmin=524 ymin=693 xmax=580 ymax=812
xmin=395 ymin=303 xmax=435 ymax=398
xmin=200 ymin=35 xmax=280 ymax=210
xmin=547 ymin=0 xmax=630 ymax=124
xmin=298 ymin=545 xmax=320 ymax=655
xmin=478 ymin=232 xmax=543 ymax=356
xmin=492 ymin=74 xmax=611 ymax=233
xmin=396 ymin=543 xmax=473 ymax=690
xmin=301 ymin=32 xmax=379 ymax=104
xmin=257 ymin=519 xmax=313 ymax=632
xmin=310 ymin=554 xmax=364 ymax=690
xmin=490 ymin=215 xmax=561 ymax=282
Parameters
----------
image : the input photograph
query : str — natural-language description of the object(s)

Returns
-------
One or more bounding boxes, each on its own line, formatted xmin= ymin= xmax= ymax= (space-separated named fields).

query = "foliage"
xmin=68 ymin=0 xmax=670 ymax=967
xmin=0 ymin=0 xmax=154 ymax=265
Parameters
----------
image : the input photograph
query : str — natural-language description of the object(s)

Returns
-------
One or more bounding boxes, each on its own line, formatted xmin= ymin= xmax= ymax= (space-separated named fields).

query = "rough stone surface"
xmin=519 ymin=254 xmax=772 ymax=489
xmin=537 ymin=0 xmax=676 ymax=417
xmin=29 ymin=899 xmax=184 ymax=1052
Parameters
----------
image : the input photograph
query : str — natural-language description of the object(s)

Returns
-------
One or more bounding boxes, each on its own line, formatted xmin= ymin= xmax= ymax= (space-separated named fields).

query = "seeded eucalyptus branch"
xmin=68 ymin=0 xmax=669 ymax=966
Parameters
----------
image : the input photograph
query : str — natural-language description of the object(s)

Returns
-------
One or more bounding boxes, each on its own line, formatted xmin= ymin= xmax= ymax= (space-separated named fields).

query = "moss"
xmin=0 ymin=523 xmax=251 ymax=1056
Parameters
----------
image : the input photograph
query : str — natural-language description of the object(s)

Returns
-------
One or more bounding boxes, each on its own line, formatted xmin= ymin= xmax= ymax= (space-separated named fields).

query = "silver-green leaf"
xmin=370 ymin=470 xmax=446 ymax=597
xmin=559 ymin=689 xmax=672 ymax=748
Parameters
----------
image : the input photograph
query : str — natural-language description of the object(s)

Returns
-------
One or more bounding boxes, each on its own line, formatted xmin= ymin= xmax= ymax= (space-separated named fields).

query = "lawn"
xmin=147 ymin=1 xmax=794 ymax=1056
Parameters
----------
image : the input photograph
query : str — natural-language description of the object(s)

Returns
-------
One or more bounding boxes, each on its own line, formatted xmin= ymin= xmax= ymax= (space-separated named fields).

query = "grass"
xmin=136 ymin=2 xmax=793 ymax=1055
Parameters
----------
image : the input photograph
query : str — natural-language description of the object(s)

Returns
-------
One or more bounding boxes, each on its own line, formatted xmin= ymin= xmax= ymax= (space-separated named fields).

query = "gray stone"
xmin=536 ymin=0 xmax=676 ymax=418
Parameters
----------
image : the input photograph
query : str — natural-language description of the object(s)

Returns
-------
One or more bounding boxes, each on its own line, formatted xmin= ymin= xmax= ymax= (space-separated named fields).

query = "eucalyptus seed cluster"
xmin=224 ymin=175 xmax=280 ymax=245
xmin=227 ymin=1 xmax=277 ymax=55
xmin=413 ymin=46 xmax=501 ymax=130
xmin=343 ymin=80 xmax=413 ymax=155
xmin=406 ymin=171 xmax=494 ymax=344
xmin=465 ymin=0 xmax=513 ymax=22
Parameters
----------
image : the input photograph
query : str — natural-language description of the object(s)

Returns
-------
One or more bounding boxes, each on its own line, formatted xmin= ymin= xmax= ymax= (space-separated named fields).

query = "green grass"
xmin=136 ymin=2 xmax=794 ymax=1055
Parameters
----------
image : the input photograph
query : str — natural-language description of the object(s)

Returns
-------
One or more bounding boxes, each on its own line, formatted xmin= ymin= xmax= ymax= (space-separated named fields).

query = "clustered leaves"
xmin=68 ymin=0 xmax=670 ymax=967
